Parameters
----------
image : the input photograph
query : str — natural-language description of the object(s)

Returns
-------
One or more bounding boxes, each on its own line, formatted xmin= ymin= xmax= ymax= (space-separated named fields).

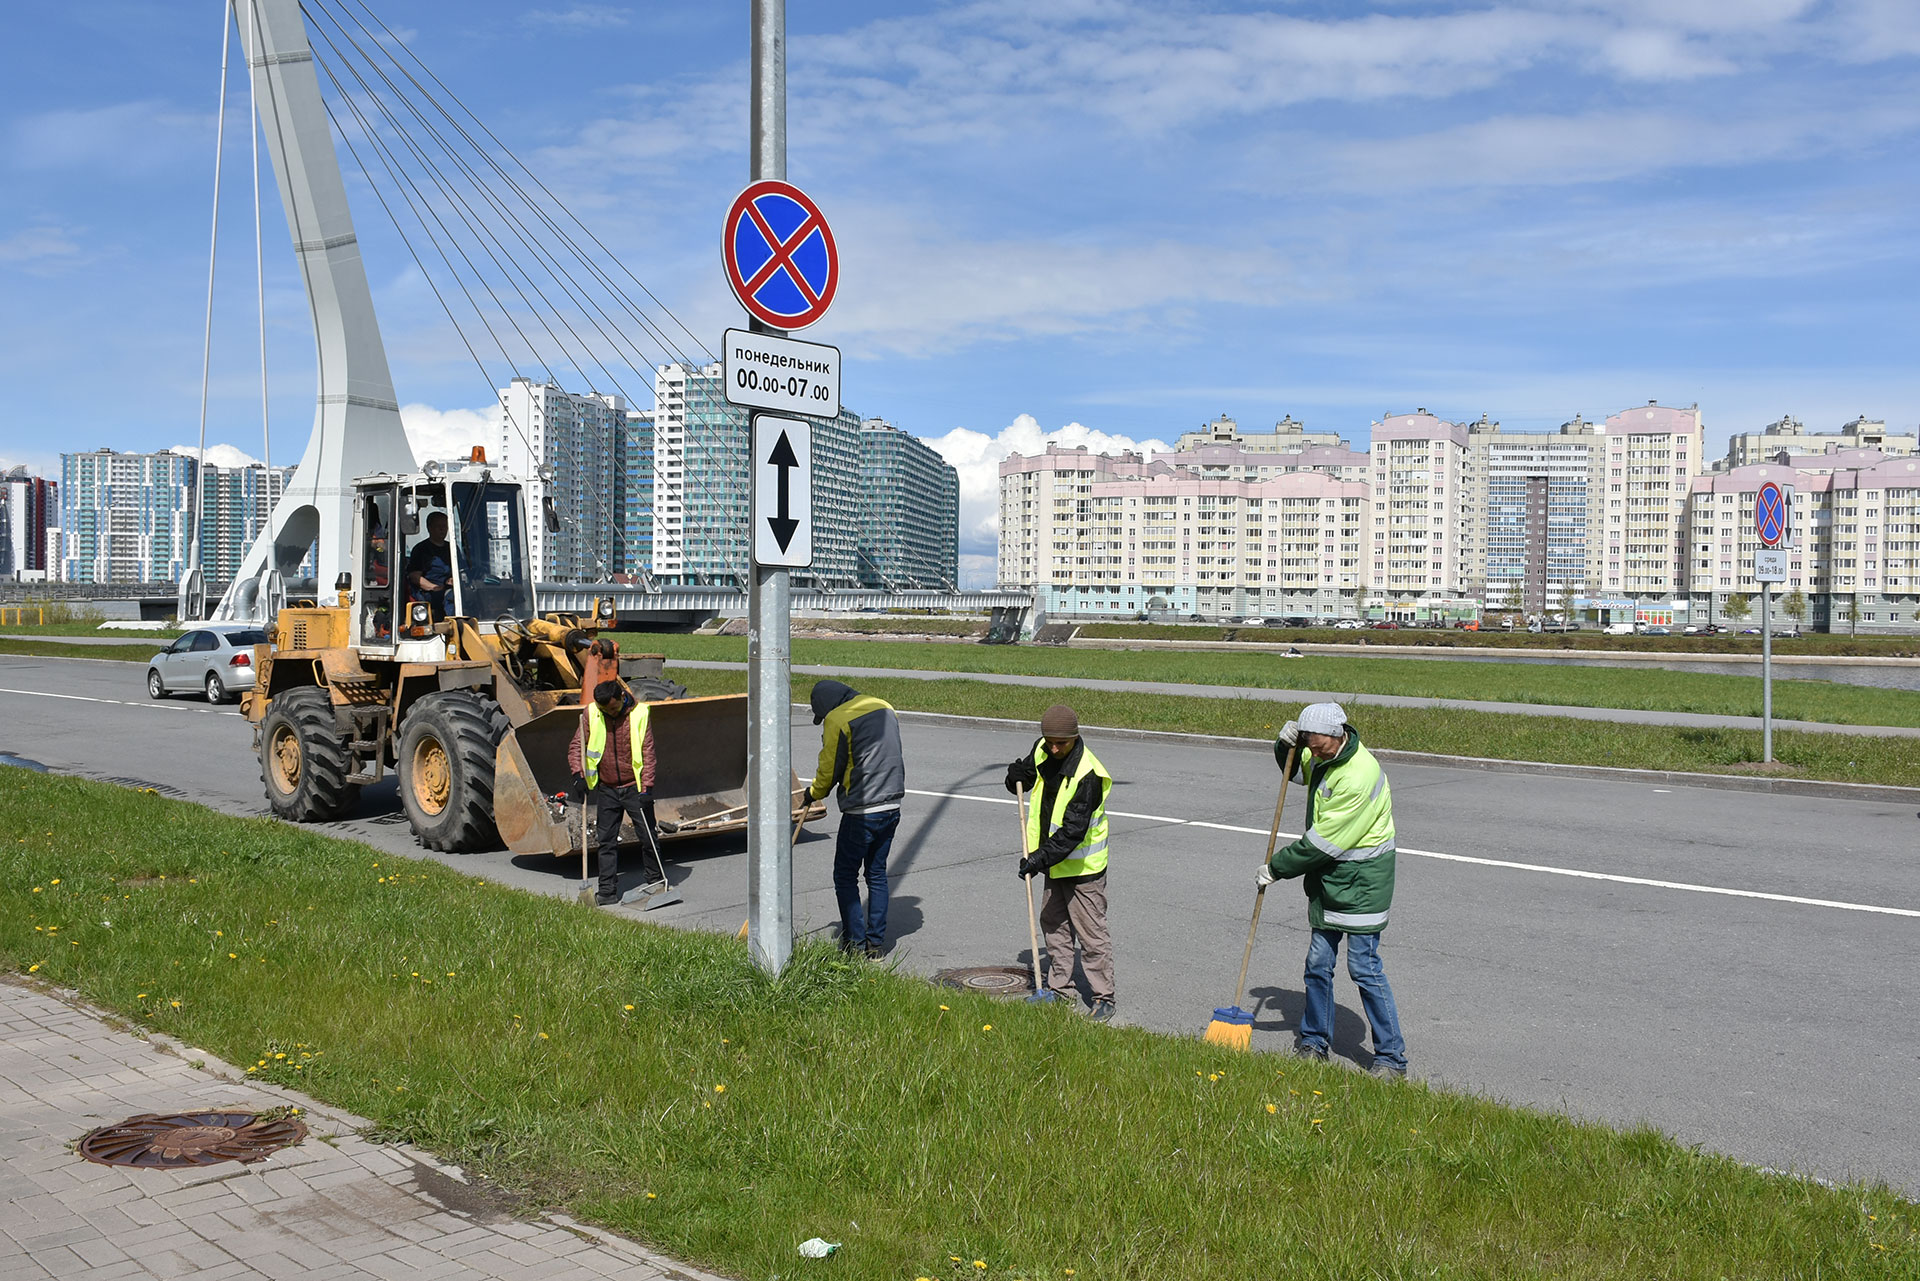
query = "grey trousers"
xmin=1039 ymin=871 xmax=1113 ymax=1002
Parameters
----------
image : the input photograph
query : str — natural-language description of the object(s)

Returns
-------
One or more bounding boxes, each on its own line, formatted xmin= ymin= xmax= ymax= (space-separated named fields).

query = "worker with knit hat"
xmin=1263 ymin=702 xmax=1407 ymax=1077
xmin=1004 ymin=703 xmax=1116 ymax=1021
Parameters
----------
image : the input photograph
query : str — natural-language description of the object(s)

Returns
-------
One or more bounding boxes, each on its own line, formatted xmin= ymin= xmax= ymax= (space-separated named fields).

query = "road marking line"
xmin=903 ymin=787 xmax=1920 ymax=920
xmin=0 ymin=686 xmax=242 ymax=717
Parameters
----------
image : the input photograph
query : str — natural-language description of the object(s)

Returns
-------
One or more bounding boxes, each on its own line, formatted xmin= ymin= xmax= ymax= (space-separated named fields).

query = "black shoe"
xmin=1369 ymin=1062 xmax=1408 ymax=1081
xmin=1293 ymin=1042 xmax=1329 ymax=1062
xmin=1089 ymin=999 xmax=1116 ymax=1023
xmin=594 ymin=894 xmax=620 ymax=907
xmin=863 ymin=942 xmax=884 ymax=960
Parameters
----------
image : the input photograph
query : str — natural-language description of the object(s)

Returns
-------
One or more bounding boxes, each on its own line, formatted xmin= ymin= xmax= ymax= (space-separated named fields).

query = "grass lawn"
xmin=5 ymin=771 xmax=1912 ymax=1280
xmin=666 ymin=668 xmax=1920 ymax=789
xmin=1076 ymin=621 xmax=1920 ymax=658
xmin=634 ymin=633 xmax=1920 ymax=730
xmin=0 ymin=638 xmax=167 ymax=663
xmin=0 ymin=619 xmax=182 ymax=639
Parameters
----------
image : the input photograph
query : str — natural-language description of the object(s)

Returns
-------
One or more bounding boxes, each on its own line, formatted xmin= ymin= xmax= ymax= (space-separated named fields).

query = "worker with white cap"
xmin=1261 ymin=702 xmax=1407 ymax=1077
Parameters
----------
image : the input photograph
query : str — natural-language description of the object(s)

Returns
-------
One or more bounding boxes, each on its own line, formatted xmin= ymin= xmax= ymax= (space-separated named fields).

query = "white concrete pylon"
xmin=213 ymin=0 xmax=417 ymax=619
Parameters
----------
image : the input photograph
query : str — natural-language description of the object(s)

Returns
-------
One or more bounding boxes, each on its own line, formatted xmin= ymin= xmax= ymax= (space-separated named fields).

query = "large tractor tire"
xmin=397 ymin=691 xmax=506 ymax=853
xmin=259 ymin=686 xmax=360 ymax=822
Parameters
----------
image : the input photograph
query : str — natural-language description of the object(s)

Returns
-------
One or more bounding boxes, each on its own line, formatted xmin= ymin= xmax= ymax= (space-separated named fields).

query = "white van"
xmin=1602 ymin=622 xmax=1636 ymax=636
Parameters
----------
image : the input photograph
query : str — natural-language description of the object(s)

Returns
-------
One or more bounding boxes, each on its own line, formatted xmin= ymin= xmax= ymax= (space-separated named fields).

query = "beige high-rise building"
xmin=1365 ymin=410 xmax=1476 ymax=611
xmin=1173 ymin=413 xmax=1347 ymax=453
xmin=1719 ymin=415 xmax=1916 ymax=470
xmin=1600 ymin=402 xmax=1704 ymax=606
xmin=1466 ymin=414 xmax=1605 ymax=614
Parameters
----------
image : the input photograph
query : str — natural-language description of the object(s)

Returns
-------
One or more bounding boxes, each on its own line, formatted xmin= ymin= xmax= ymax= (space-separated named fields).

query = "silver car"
xmin=146 ymin=625 xmax=267 ymax=704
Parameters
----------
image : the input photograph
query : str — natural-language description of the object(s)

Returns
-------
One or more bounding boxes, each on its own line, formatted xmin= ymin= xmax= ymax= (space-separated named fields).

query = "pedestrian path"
xmin=672 ymin=659 xmax=1920 ymax=739
xmin=0 ymin=978 xmax=725 ymax=1281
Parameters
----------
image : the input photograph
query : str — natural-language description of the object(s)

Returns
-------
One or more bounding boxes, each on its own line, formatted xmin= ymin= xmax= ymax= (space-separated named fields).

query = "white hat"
xmin=1298 ymin=702 xmax=1347 ymax=737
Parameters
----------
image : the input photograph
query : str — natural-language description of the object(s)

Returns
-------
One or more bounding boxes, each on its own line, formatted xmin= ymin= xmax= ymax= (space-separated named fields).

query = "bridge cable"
xmin=189 ymin=1 xmax=235 ymax=583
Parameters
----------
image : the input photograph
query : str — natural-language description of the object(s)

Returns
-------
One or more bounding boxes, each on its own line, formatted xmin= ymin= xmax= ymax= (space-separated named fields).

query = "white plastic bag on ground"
xmin=797 ymin=1237 xmax=840 ymax=1258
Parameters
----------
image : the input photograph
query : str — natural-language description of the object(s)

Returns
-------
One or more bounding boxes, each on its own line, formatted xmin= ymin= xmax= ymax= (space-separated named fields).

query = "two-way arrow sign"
xmin=751 ymin=414 xmax=812 ymax=567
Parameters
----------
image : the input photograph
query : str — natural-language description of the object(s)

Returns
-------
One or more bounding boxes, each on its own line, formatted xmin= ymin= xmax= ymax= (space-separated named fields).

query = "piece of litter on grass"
xmin=797 ymin=1238 xmax=840 ymax=1258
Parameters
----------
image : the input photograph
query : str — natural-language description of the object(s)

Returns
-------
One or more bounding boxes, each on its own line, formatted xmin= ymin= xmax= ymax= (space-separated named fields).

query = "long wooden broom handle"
xmin=1230 ymin=744 xmax=1298 ymax=1006
xmin=1017 ymin=783 xmax=1045 ymax=993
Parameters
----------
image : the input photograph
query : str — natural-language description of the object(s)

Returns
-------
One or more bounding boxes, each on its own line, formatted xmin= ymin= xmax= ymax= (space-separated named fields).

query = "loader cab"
xmin=350 ymin=464 xmax=535 ymax=652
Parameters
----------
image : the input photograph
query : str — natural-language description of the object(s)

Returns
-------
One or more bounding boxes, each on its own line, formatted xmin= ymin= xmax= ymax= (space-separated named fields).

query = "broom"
xmin=737 ymin=810 xmax=810 ymax=941
xmin=1204 ymin=743 xmax=1298 ymax=1049
xmin=1017 ymin=782 xmax=1060 ymax=1003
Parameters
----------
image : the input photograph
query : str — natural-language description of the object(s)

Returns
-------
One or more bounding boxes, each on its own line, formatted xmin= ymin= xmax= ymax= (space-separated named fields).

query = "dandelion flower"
xmin=973 ymin=1262 xmax=987 ymax=1271
xmin=624 ymin=1004 xmax=635 ymax=1011
xmin=938 ymin=1005 xmax=949 ymax=1011
xmin=136 ymin=993 xmax=147 ymax=999
xmin=275 ymin=1053 xmax=286 ymax=1060
xmin=31 ymin=887 xmax=41 ymax=893
xmin=645 ymin=1192 xmax=657 ymax=1200
xmin=1266 ymin=1103 xmax=1277 ymax=1114
xmin=228 ymin=953 xmax=238 ymax=959
xmin=169 ymin=1000 xmax=181 ymax=1009
xmin=714 ymin=1084 xmax=726 ymax=1094
xmin=50 ymin=879 xmax=59 ymax=885
xmin=27 ymin=964 xmax=38 ymax=973
xmin=1310 ymin=1118 xmax=1323 ymax=1125
xmin=537 ymin=1031 xmax=550 ymax=1040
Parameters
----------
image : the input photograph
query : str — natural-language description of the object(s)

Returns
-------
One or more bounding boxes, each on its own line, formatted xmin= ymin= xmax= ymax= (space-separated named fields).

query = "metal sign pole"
xmin=745 ymin=0 xmax=792 ymax=976
xmin=1761 ymin=584 xmax=1772 ymax=763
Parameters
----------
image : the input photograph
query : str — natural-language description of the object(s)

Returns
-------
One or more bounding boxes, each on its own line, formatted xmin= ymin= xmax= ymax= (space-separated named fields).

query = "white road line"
xmin=903 ymin=786 xmax=1920 ymax=920
xmin=0 ymin=686 xmax=242 ymax=717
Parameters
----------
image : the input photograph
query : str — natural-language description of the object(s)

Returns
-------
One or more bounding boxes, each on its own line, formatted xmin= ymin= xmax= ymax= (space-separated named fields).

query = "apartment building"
xmin=1467 ymin=415 xmax=1604 ymax=614
xmin=1172 ymin=413 xmax=1348 ymax=453
xmin=1366 ymin=411 xmax=1475 ymax=610
xmin=1719 ymin=415 xmax=1916 ymax=469
xmin=3 ymin=467 xmax=57 ymax=579
xmin=59 ymin=449 xmax=197 ymax=583
xmin=997 ymin=444 xmax=1369 ymax=620
xmin=857 ymin=418 xmax=960 ymax=589
xmin=496 ymin=378 xmax=637 ymax=581
xmin=1599 ymin=402 xmax=1703 ymax=608
xmin=196 ymin=463 xmax=293 ymax=585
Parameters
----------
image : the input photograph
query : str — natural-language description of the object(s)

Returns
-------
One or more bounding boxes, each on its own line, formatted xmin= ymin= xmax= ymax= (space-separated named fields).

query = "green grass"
xmin=0 ymin=619 xmax=182 ymax=639
xmin=0 ymin=638 xmax=168 ymax=663
xmin=1077 ymin=620 xmax=1920 ymax=657
xmin=668 ymin=667 xmax=1920 ymax=788
xmin=638 ymin=633 xmax=1920 ymax=729
xmin=5 ymin=771 xmax=1913 ymax=1280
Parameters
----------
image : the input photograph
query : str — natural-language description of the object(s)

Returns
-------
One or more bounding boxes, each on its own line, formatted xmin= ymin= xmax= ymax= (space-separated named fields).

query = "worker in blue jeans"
xmin=805 ymin=680 xmax=906 ymax=958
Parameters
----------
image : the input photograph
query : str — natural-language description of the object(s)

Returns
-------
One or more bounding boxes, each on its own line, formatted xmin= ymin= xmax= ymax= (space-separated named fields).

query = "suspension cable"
xmin=247 ymin=0 xmax=272 ymax=482
xmin=190 ymin=1 xmax=234 ymax=586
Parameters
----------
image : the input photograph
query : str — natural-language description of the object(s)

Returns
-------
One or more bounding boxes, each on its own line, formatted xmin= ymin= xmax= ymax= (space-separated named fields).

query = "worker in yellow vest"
xmin=1004 ymin=704 xmax=1115 ymax=1021
xmin=567 ymin=679 xmax=658 ymax=906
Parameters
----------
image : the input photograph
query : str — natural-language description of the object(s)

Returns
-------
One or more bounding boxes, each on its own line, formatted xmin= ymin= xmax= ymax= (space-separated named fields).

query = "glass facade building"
xmin=857 ymin=418 xmax=959 ymax=588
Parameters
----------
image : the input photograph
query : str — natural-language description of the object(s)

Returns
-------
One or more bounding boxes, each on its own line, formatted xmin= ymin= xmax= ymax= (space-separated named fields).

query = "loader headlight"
xmin=596 ymin=598 xmax=614 ymax=620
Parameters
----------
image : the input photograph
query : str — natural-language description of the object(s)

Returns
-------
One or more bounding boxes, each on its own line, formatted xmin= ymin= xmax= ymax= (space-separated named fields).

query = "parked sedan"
xmin=147 ymin=625 xmax=267 ymax=703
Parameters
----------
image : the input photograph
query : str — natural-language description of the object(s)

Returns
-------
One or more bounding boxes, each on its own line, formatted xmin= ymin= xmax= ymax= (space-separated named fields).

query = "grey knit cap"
xmin=1298 ymin=702 xmax=1347 ymax=737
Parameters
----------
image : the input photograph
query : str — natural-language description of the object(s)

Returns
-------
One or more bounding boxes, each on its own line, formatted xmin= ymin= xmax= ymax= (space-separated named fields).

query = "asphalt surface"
xmin=2 ymin=651 xmax=1917 ymax=1198
xmin=673 ymin=659 xmax=1920 ymax=737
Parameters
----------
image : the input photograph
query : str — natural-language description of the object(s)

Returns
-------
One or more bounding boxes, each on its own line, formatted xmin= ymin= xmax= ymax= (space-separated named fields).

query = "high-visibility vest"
xmin=1024 ymin=741 xmax=1111 ymax=879
xmin=1301 ymin=740 xmax=1395 ymax=866
xmin=584 ymin=701 xmax=650 ymax=790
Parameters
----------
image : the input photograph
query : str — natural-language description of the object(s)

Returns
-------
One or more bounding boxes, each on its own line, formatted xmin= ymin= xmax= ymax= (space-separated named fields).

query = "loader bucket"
xmin=493 ymin=693 xmax=760 ymax=858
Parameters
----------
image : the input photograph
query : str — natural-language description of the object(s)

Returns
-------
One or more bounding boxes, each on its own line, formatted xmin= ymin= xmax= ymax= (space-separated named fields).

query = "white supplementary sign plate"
xmin=751 ymin=413 xmax=812 ymax=568
xmin=1754 ymin=548 xmax=1788 ymax=583
xmin=724 ymin=328 xmax=840 ymax=417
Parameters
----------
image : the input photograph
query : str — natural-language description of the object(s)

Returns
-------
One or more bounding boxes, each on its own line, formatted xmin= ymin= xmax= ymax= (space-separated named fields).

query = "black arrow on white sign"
xmin=766 ymin=429 xmax=800 ymax=552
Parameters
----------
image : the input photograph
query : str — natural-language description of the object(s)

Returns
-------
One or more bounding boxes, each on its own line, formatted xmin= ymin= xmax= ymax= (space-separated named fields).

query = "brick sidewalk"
xmin=0 ymin=979 xmax=727 ymax=1281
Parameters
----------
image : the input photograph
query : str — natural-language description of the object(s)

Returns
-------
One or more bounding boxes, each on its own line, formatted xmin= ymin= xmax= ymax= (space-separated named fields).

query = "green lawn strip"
xmin=794 ymin=616 xmax=986 ymax=637
xmin=1077 ymin=622 xmax=1920 ymax=657
xmin=5 ymin=772 xmax=1909 ymax=1280
xmin=0 ymin=638 xmax=169 ymax=664
xmin=0 ymin=620 xmax=183 ymax=639
xmin=637 ymin=633 xmax=1920 ymax=729
xmin=671 ymin=668 xmax=1920 ymax=789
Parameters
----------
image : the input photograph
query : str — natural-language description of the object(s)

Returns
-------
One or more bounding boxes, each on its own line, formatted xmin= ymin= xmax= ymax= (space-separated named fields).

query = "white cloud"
xmin=167 ymin=443 xmax=265 ymax=469
xmin=400 ymin=403 xmax=498 ymax=463
xmin=522 ymin=5 xmax=629 ymax=30
xmin=0 ymin=226 xmax=85 ymax=271
xmin=8 ymin=100 xmax=206 ymax=174
xmin=923 ymin=415 xmax=1171 ymax=568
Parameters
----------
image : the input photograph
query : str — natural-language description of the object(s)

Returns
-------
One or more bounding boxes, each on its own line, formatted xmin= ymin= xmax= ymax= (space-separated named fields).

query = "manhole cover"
xmin=78 ymin=1111 xmax=307 ymax=1169
xmin=933 ymin=966 xmax=1036 ymax=997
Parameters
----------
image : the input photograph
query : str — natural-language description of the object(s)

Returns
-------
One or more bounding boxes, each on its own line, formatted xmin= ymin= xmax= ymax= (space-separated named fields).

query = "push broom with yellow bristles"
xmin=1204 ymin=743 xmax=1298 ymax=1049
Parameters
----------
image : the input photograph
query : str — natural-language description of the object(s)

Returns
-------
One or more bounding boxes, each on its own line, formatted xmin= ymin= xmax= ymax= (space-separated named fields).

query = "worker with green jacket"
xmin=1260 ymin=701 xmax=1407 ymax=1077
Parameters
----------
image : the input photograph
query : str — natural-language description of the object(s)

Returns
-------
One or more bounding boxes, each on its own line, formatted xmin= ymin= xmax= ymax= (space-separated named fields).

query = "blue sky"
xmin=3 ymin=1 xmax=1918 ymax=583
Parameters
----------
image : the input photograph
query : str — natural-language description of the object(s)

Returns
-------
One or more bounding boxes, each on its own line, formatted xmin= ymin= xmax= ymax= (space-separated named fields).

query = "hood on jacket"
xmin=809 ymin=679 xmax=858 ymax=725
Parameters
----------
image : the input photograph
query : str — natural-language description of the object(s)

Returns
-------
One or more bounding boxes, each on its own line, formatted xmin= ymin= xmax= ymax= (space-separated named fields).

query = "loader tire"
xmin=397 ymin=691 xmax=505 ymax=853
xmin=630 ymin=676 xmax=687 ymax=702
xmin=260 ymin=686 xmax=360 ymax=823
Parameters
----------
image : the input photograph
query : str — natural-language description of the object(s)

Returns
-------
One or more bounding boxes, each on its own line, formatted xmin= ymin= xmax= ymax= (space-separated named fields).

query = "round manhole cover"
xmin=78 ymin=1111 xmax=307 ymax=1169
xmin=933 ymin=965 xmax=1035 ymax=997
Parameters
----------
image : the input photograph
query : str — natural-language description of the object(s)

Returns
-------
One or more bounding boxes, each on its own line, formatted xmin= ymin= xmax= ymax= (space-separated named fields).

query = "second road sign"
xmin=724 ymin=328 xmax=840 ymax=417
xmin=751 ymin=414 xmax=812 ymax=568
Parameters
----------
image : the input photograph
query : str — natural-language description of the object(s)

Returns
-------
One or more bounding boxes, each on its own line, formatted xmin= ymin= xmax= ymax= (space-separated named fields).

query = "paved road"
xmin=674 ymin=658 xmax=1920 ymax=737
xmin=3 ymin=653 xmax=1917 ymax=1197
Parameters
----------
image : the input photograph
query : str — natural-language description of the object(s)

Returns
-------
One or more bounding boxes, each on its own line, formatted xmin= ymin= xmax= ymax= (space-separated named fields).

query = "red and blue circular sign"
xmin=1755 ymin=482 xmax=1786 ymax=547
xmin=723 ymin=180 xmax=838 ymax=331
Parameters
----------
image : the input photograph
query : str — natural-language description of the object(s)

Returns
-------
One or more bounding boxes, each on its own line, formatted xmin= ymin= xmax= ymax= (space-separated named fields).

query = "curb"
xmin=1068 ymin=635 xmax=1920 ymax=667
xmin=888 ymin=708 xmax=1920 ymax=806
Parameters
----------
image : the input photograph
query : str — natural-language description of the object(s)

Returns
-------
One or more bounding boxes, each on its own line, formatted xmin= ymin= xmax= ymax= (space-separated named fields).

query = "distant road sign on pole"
xmin=723 ymin=180 xmax=838 ymax=331
xmin=752 ymin=414 xmax=812 ymax=568
xmin=724 ymin=328 xmax=840 ymax=417
xmin=1754 ymin=548 xmax=1788 ymax=583
xmin=1755 ymin=482 xmax=1788 ymax=548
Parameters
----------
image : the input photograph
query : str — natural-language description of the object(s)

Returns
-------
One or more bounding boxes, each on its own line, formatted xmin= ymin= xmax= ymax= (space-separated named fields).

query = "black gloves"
xmin=568 ymin=772 xmax=586 ymax=799
xmin=1016 ymin=856 xmax=1040 ymax=879
xmin=1005 ymin=756 xmax=1037 ymax=794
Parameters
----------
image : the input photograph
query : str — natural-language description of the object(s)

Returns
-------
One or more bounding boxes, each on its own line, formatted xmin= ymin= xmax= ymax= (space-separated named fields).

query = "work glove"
xmin=1017 ymin=856 xmax=1040 ymax=879
xmin=1274 ymin=722 xmax=1301 ymax=769
xmin=1005 ymin=756 xmax=1037 ymax=794
xmin=1255 ymin=862 xmax=1277 ymax=889
xmin=567 ymin=772 xmax=587 ymax=799
xmin=1277 ymin=720 xmax=1301 ymax=748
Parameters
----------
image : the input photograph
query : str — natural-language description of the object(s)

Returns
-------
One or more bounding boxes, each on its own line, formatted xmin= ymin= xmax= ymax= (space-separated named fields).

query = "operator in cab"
xmin=406 ymin=511 xmax=453 ymax=618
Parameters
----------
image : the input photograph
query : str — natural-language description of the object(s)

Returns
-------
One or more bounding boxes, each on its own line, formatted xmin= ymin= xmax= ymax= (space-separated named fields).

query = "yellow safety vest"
xmin=1024 ymin=741 xmax=1111 ymax=879
xmin=584 ymin=701 xmax=650 ymax=790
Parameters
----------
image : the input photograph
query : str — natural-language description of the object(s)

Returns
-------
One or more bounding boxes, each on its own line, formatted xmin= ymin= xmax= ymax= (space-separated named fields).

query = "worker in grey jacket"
xmin=806 ymin=680 xmax=906 ymax=958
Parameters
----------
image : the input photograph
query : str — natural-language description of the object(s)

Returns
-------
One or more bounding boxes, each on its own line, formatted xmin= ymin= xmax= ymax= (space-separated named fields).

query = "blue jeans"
xmin=1300 ymin=928 xmax=1406 ymax=1070
xmin=832 ymin=809 xmax=899 ymax=950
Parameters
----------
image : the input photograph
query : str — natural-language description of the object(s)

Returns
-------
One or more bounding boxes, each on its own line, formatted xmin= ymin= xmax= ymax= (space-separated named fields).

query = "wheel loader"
xmin=242 ymin=455 xmax=802 ymax=856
